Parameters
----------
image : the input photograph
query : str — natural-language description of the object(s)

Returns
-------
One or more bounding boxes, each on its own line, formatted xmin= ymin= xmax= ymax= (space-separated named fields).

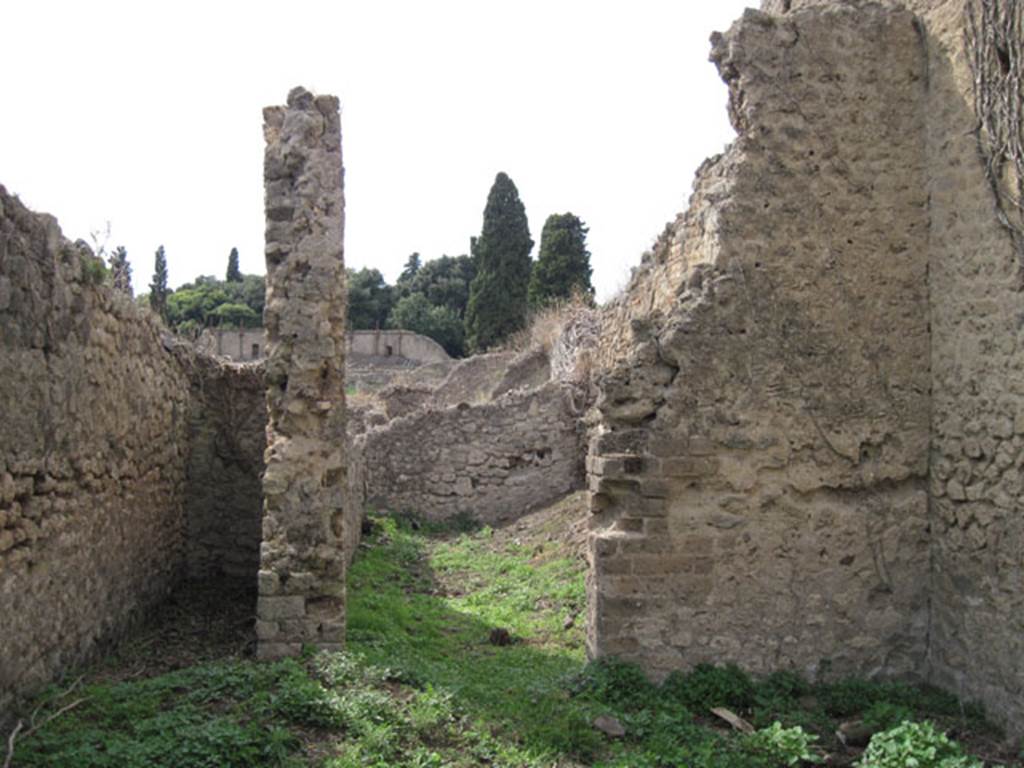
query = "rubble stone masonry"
xmin=0 ymin=187 xmax=193 ymax=718
xmin=361 ymin=383 xmax=583 ymax=524
xmin=257 ymin=87 xmax=349 ymax=659
xmin=588 ymin=3 xmax=932 ymax=682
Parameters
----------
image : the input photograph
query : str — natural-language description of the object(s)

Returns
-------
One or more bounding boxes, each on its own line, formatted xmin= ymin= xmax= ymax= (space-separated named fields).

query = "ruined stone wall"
xmin=764 ymin=0 xmax=1024 ymax=734
xmin=184 ymin=357 xmax=265 ymax=579
xmin=588 ymin=4 xmax=932 ymax=681
xmin=0 ymin=186 xmax=193 ymax=717
xmin=257 ymin=87 xmax=349 ymax=659
xmin=914 ymin=0 xmax=1024 ymax=734
xmin=363 ymin=383 xmax=583 ymax=523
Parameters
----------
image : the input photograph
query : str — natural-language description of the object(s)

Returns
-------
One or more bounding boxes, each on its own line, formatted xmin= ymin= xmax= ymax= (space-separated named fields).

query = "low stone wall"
xmin=0 ymin=187 xmax=194 ymax=718
xmin=362 ymin=383 xmax=583 ymax=523
xmin=184 ymin=358 xmax=265 ymax=579
xmin=430 ymin=351 xmax=517 ymax=408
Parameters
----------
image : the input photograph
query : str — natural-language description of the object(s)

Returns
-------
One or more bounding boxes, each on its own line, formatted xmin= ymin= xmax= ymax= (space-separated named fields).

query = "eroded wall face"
xmin=361 ymin=383 xmax=582 ymax=523
xmin=913 ymin=0 xmax=1024 ymax=732
xmin=257 ymin=88 xmax=349 ymax=659
xmin=588 ymin=5 xmax=931 ymax=680
xmin=0 ymin=188 xmax=192 ymax=716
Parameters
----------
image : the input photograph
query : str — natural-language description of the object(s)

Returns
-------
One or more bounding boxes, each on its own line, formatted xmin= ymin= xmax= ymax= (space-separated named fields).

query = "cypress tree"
xmin=149 ymin=245 xmax=170 ymax=321
xmin=528 ymin=213 xmax=593 ymax=308
xmin=226 ymin=247 xmax=242 ymax=282
xmin=464 ymin=172 xmax=533 ymax=351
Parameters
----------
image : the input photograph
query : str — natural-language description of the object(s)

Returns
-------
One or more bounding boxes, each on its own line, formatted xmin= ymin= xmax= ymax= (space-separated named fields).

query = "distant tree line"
xmin=127 ymin=171 xmax=593 ymax=357
xmin=350 ymin=171 xmax=593 ymax=357
xmin=135 ymin=246 xmax=265 ymax=336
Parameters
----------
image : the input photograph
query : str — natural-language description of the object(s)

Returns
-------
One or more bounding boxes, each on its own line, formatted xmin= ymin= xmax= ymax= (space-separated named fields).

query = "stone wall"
xmin=183 ymin=357 xmax=265 ymax=579
xmin=760 ymin=0 xmax=1024 ymax=736
xmin=348 ymin=329 xmax=450 ymax=364
xmin=0 ymin=186 xmax=194 ymax=717
xmin=587 ymin=4 xmax=932 ymax=682
xmin=913 ymin=0 xmax=1024 ymax=734
xmin=257 ymin=87 xmax=350 ymax=659
xmin=362 ymin=383 xmax=583 ymax=523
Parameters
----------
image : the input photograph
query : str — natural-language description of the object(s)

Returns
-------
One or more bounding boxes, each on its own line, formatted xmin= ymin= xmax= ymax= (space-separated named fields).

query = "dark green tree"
xmin=208 ymin=302 xmax=260 ymax=327
xmin=149 ymin=245 xmax=170 ymax=321
xmin=398 ymin=252 xmax=421 ymax=284
xmin=347 ymin=267 xmax=393 ymax=329
xmin=388 ymin=293 xmax=465 ymax=357
xmin=108 ymin=245 xmax=133 ymax=297
xmin=404 ymin=254 xmax=476 ymax=318
xmin=226 ymin=247 xmax=242 ymax=282
xmin=528 ymin=213 xmax=593 ymax=308
xmin=464 ymin=172 xmax=533 ymax=351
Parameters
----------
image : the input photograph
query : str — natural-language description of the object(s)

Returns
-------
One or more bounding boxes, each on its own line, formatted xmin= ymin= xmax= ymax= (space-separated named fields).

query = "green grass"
xmin=10 ymin=511 xmax=1010 ymax=767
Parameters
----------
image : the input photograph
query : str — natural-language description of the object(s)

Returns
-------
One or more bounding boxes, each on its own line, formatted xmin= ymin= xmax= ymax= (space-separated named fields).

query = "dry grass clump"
xmin=501 ymin=291 xmax=595 ymax=356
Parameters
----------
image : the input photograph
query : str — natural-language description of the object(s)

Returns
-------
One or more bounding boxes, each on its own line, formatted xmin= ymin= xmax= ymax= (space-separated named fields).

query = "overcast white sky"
xmin=3 ymin=1 xmax=750 ymax=301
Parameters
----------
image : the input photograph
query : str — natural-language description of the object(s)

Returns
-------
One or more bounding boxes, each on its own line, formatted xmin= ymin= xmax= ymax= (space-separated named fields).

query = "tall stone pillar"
xmin=257 ymin=87 xmax=348 ymax=659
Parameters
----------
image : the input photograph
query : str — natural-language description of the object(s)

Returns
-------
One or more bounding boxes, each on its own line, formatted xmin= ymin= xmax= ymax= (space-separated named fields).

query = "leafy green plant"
xmin=746 ymin=722 xmax=823 ymax=766
xmin=858 ymin=721 xmax=983 ymax=768
xmin=80 ymin=253 xmax=108 ymax=285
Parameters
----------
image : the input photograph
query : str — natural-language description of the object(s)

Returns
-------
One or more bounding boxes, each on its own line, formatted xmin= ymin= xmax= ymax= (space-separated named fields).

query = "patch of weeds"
xmin=662 ymin=662 xmax=757 ymax=713
xmin=859 ymin=720 xmax=983 ymax=768
xmin=17 ymin=503 xmax=1009 ymax=768
xmin=816 ymin=677 xmax=881 ymax=718
xmin=14 ymin=675 xmax=300 ymax=768
xmin=572 ymin=656 xmax=658 ymax=711
xmin=407 ymin=685 xmax=456 ymax=740
xmin=862 ymin=701 xmax=916 ymax=731
xmin=80 ymin=253 xmax=108 ymax=285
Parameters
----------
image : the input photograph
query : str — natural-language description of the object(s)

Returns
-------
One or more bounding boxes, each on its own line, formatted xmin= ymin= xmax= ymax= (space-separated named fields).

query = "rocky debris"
xmin=836 ymin=720 xmax=876 ymax=749
xmin=488 ymin=628 xmax=513 ymax=646
xmin=593 ymin=715 xmax=626 ymax=739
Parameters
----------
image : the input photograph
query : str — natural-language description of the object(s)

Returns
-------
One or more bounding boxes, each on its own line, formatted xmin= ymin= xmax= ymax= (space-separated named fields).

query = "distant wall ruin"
xmin=348 ymin=330 xmax=450 ymax=365
xmin=197 ymin=327 xmax=449 ymax=367
xmin=197 ymin=328 xmax=265 ymax=362
xmin=361 ymin=383 xmax=583 ymax=524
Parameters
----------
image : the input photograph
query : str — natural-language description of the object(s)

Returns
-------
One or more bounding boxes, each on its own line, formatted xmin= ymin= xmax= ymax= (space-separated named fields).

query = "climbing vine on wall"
xmin=965 ymin=0 xmax=1024 ymax=259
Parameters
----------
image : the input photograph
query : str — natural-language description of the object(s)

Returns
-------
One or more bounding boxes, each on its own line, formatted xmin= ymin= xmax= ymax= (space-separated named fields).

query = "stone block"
xmin=257 ymin=595 xmax=306 ymax=621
